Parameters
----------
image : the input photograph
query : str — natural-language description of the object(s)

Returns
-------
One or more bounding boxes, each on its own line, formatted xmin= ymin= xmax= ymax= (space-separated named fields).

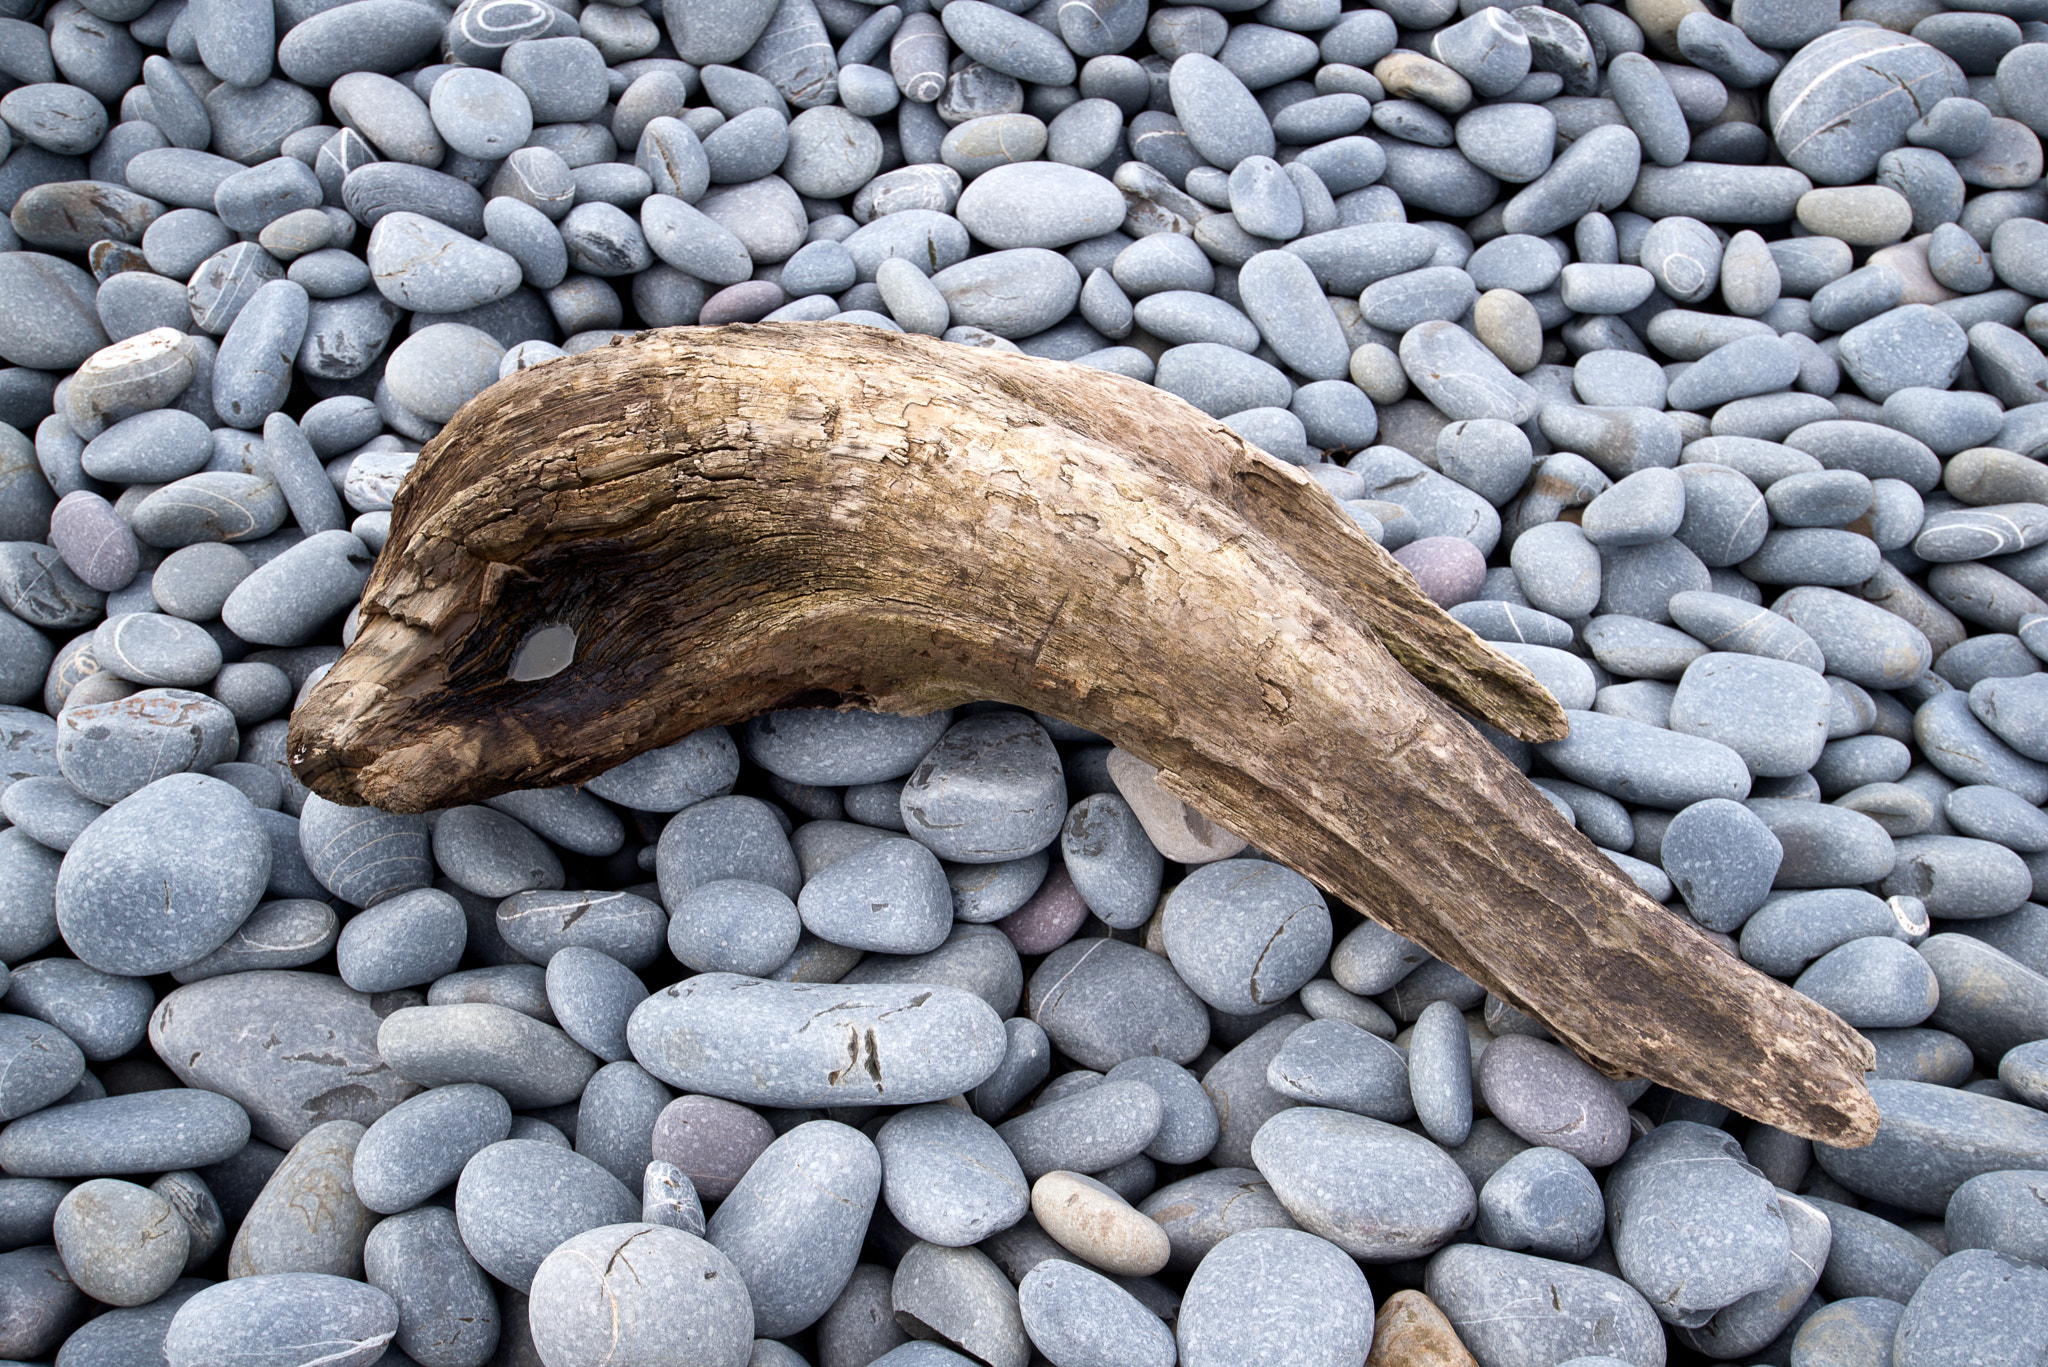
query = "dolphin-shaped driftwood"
xmin=289 ymin=323 xmax=1878 ymax=1146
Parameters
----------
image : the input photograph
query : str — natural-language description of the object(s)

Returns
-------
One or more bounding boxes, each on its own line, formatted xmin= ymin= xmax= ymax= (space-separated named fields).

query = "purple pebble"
xmin=48 ymin=490 xmax=139 ymax=592
xmin=1393 ymin=536 xmax=1486 ymax=608
xmin=699 ymin=281 xmax=788 ymax=325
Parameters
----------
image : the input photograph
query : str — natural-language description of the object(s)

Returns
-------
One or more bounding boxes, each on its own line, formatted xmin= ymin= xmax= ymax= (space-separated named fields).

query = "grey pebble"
xmin=0 ymin=1088 xmax=249 ymax=1177
xmin=453 ymin=1138 xmax=635 ymax=1293
xmin=352 ymin=1081 xmax=511 ymax=1215
xmin=707 ymin=1120 xmax=879 ymax=1338
xmin=1175 ymin=1227 xmax=1371 ymax=1367
xmin=162 ymin=1273 xmax=396 ymax=1367
xmin=150 ymin=968 xmax=415 ymax=1146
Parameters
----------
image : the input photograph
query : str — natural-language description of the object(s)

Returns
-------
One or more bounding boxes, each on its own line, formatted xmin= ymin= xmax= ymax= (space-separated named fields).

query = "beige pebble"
xmin=1350 ymin=341 xmax=1408 ymax=404
xmin=1867 ymin=235 xmax=1958 ymax=305
xmin=1944 ymin=447 xmax=2048 ymax=506
xmin=1626 ymin=0 xmax=1712 ymax=56
xmin=1366 ymin=1288 xmax=1478 ymax=1366
xmin=1031 ymin=1170 xmax=1171 ymax=1276
xmin=1795 ymin=186 xmax=1913 ymax=246
xmin=1473 ymin=289 xmax=1541 ymax=374
xmin=1372 ymin=52 xmax=1472 ymax=115
xmin=1106 ymin=749 xmax=1247 ymax=864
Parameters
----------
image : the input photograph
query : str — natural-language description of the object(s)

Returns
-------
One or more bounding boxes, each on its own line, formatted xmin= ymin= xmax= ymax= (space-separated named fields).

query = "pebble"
xmin=1176 ymin=1227 xmax=1372 ymax=1367
xmin=628 ymin=973 xmax=1005 ymax=1107
xmin=162 ymin=1274 xmax=396 ymax=1367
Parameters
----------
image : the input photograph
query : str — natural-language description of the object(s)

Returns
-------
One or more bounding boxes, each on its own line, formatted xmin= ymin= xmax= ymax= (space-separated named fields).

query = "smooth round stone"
xmin=899 ymin=712 xmax=1065 ymax=864
xmin=1745 ymin=799 xmax=1900 ymax=888
xmin=163 ymin=1274 xmax=396 ymax=1367
xmin=89 ymin=613 xmax=221 ymax=688
xmin=996 ymin=1078 xmax=1163 ymax=1182
xmin=0 ymin=1088 xmax=249 ymax=1177
xmin=1264 ymin=1017 xmax=1411 ymax=1122
xmin=739 ymin=707 xmax=948 ymax=786
xmin=1175 ymin=1227 xmax=1372 ymax=1367
xmin=49 ymin=491 xmax=139 ymax=593
xmin=360 ymin=1205 xmax=499 ymax=1366
xmin=529 ymin=1222 xmax=751 ymax=1367
xmin=379 ymin=1002 xmax=596 ymax=1108
xmin=1891 ymin=1246 xmax=2048 ymax=1363
xmin=1136 ymin=1167 xmax=1299 ymax=1275
xmin=1018 ymin=1259 xmax=1174 ymax=1367
xmin=1161 ymin=860 xmax=1329 ymax=1016
xmin=586 ymin=726 xmax=739 ymax=810
xmin=1064 ymin=791 xmax=1163 ymax=930
xmin=662 ymin=879 xmax=798 ymax=976
xmin=1667 ymin=652 xmax=1834 ymax=777
xmin=656 ymin=794 xmax=801 ymax=905
xmin=227 ymin=1119 xmax=373 ymax=1280
xmin=452 ymin=1139 xmax=635 ymax=1293
xmin=705 ymin=1120 xmax=879 ymax=1339
xmin=3 ymin=957 xmax=148 ymax=1063
xmin=151 ymin=541 xmax=253 ymax=620
xmin=928 ymin=249 xmax=1081 ymax=340
xmin=1250 ymin=1106 xmax=1474 ymax=1261
xmin=877 ymin=1104 xmax=1028 ymax=1248
xmin=1815 ymin=1079 xmax=2048 ymax=1214
xmin=545 ymin=944 xmax=647 ymax=1063
xmin=1608 ymin=1120 xmax=1790 ymax=1328
xmin=0 ymin=1011 xmax=81 ymax=1121
xmin=297 ymin=792 xmax=430 ymax=906
xmin=840 ymin=922 xmax=1024 ymax=1019
xmin=1793 ymin=935 xmax=1941 ymax=1028
xmin=431 ymin=804 xmax=563 ymax=898
xmin=1394 ymin=535 xmax=1486 ymax=607
xmin=352 ymin=1082 xmax=511 ymax=1215
xmin=1428 ymin=1245 xmax=1664 ymax=1365
xmin=1771 ymin=586 xmax=1936 ymax=688
xmin=1659 ymin=798 xmax=1783 ymax=931
xmin=334 ymin=886 xmax=465 ymax=993
xmin=148 ymin=969 xmax=411 ymax=1148
xmin=1475 ymin=1145 xmax=1604 ymax=1261
xmin=366 ymin=211 xmax=520 ymax=313
xmin=382 ymin=323 xmax=503 ymax=424
xmin=1475 ymin=1035 xmax=1630 ymax=1167
xmin=1032 ymin=1169 xmax=1169 ymax=1277
xmin=1539 ymin=709 xmax=1751 ymax=807
xmin=629 ymin=974 xmax=1004 ymax=1107
xmin=54 ymin=771 xmax=267 ymax=975
xmin=797 ymin=835 xmax=952 ymax=954
xmin=484 ymin=888 xmax=661 ymax=975
xmin=650 ymin=1094 xmax=772 ymax=1204
xmin=955 ymin=162 xmax=1126 ymax=252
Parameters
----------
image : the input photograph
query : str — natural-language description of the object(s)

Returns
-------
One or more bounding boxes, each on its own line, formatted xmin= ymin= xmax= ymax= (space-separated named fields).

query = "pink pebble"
xmin=1393 ymin=535 xmax=1486 ymax=608
xmin=997 ymin=861 xmax=1089 ymax=955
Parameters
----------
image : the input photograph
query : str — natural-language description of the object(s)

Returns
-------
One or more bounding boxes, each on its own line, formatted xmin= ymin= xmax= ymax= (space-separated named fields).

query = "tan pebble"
xmin=1944 ymin=447 xmax=2048 ymax=506
xmin=1371 ymin=52 xmax=1472 ymax=115
xmin=1473 ymin=289 xmax=1541 ymax=374
xmin=1350 ymin=341 xmax=1408 ymax=404
xmin=1625 ymin=0 xmax=1712 ymax=57
xmin=1796 ymin=186 xmax=1913 ymax=247
xmin=1867 ymin=236 xmax=1959 ymax=305
xmin=1031 ymin=1170 xmax=1171 ymax=1277
xmin=1366 ymin=1289 xmax=1478 ymax=1366
xmin=1105 ymin=749 xmax=1246 ymax=864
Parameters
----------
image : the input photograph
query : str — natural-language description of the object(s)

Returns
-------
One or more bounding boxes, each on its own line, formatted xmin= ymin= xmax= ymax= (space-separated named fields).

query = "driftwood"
xmin=289 ymin=323 xmax=1878 ymax=1146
